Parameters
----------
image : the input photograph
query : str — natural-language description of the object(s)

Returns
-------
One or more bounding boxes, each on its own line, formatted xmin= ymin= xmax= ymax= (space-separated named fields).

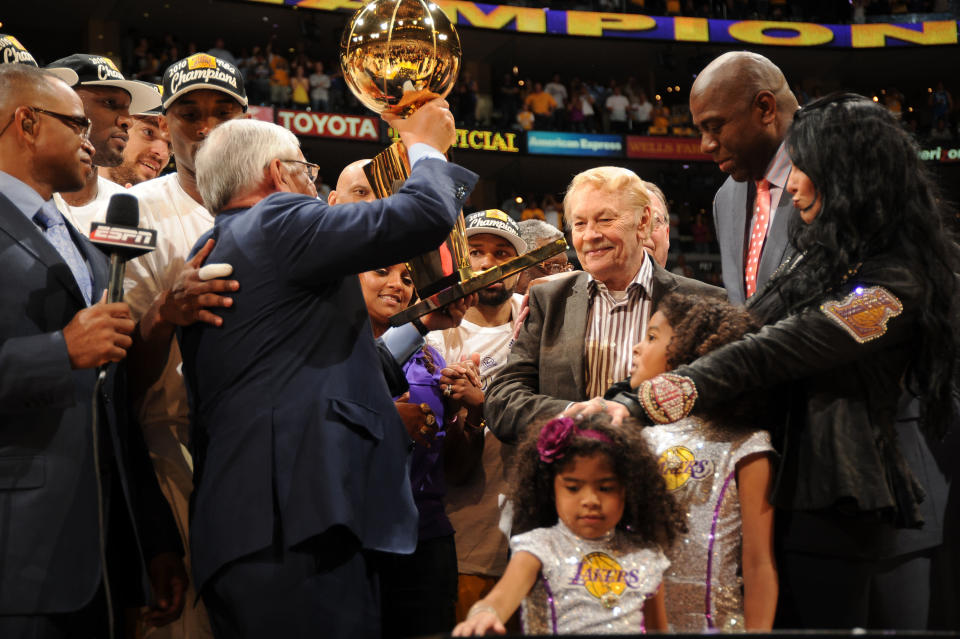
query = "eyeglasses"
xmin=280 ymin=159 xmax=320 ymax=183
xmin=0 ymin=106 xmax=92 ymax=140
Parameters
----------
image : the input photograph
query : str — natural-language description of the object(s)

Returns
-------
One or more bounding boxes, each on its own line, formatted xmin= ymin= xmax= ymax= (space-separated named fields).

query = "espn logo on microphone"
xmin=90 ymin=222 xmax=158 ymax=250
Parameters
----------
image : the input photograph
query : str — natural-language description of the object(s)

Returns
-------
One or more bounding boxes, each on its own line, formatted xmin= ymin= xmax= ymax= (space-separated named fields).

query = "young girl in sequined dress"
xmin=626 ymin=293 xmax=777 ymax=631
xmin=452 ymin=413 xmax=684 ymax=635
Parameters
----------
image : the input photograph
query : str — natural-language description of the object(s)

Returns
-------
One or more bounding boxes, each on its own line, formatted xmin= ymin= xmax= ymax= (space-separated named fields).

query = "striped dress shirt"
xmin=584 ymin=256 xmax=654 ymax=398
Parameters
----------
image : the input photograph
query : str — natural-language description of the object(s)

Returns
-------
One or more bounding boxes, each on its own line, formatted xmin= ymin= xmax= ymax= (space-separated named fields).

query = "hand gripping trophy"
xmin=341 ymin=0 xmax=567 ymax=325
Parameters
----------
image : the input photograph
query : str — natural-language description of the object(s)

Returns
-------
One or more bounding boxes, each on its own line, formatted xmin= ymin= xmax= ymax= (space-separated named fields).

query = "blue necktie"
xmin=34 ymin=202 xmax=93 ymax=305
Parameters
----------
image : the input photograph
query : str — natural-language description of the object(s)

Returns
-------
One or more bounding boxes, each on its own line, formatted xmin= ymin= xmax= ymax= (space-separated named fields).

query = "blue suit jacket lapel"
xmin=0 ymin=195 xmax=88 ymax=306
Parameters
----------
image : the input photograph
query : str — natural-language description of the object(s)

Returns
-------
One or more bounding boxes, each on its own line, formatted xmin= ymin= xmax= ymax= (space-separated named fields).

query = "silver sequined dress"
xmin=642 ymin=416 xmax=773 ymax=632
xmin=510 ymin=522 xmax=669 ymax=634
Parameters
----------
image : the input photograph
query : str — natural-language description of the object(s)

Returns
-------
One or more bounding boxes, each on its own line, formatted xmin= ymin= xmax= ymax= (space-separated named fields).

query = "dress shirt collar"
xmin=586 ymin=252 xmax=653 ymax=299
xmin=0 ymin=170 xmax=48 ymax=223
xmin=762 ymin=142 xmax=792 ymax=190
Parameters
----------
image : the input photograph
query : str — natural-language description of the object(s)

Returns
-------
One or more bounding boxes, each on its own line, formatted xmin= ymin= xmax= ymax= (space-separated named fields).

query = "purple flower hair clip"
xmin=537 ymin=417 xmax=615 ymax=464
xmin=537 ymin=417 xmax=578 ymax=464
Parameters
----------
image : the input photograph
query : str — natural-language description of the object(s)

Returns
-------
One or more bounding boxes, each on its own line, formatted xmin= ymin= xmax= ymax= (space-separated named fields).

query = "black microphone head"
xmin=105 ymin=193 xmax=139 ymax=227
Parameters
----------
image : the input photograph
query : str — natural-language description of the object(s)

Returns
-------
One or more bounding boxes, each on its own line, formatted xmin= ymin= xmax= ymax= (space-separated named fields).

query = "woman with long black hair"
xmin=590 ymin=93 xmax=959 ymax=628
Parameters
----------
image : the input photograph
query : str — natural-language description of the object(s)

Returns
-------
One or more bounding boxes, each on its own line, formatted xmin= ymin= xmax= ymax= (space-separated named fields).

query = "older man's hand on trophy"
xmin=381 ymin=98 xmax=457 ymax=154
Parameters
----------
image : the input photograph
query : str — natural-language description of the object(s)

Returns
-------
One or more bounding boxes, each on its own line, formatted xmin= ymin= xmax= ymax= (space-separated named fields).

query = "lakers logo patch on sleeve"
xmin=820 ymin=286 xmax=903 ymax=344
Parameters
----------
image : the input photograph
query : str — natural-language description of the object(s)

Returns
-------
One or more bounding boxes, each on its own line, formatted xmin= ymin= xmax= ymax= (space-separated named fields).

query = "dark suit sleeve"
xmin=615 ymin=269 xmax=919 ymax=419
xmin=485 ymin=286 xmax=571 ymax=444
xmin=0 ymin=332 xmax=75 ymax=413
xmin=376 ymin=338 xmax=410 ymax=397
xmin=678 ymin=297 xmax=915 ymax=411
xmin=264 ymin=159 xmax=477 ymax=283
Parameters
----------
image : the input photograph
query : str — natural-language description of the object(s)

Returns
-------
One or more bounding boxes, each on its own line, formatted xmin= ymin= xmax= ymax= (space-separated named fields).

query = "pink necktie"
xmin=744 ymin=179 xmax=770 ymax=298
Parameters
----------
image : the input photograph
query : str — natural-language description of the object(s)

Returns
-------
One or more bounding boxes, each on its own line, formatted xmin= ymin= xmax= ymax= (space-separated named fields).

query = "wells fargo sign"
xmin=277 ymin=109 xmax=380 ymax=140
xmin=626 ymin=136 xmax=710 ymax=161
xmin=250 ymin=0 xmax=959 ymax=48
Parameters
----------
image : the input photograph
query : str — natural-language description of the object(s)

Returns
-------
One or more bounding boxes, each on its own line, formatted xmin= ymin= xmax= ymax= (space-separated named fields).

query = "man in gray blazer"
xmin=689 ymin=51 xmax=799 ymax=305
xmin=486 ymin=167 xmax=721 ymax=443
xmin=690 ymin=51 xmax=951 ymax=630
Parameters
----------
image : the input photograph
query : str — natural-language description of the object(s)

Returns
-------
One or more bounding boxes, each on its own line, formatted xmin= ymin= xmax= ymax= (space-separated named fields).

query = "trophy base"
xmin=389 ymin=238 xmax=568 ymax=326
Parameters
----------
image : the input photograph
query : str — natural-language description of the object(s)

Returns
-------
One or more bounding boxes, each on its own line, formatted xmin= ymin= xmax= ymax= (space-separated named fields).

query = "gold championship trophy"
xmin=340 ymin=0 xmax=567 ymax=326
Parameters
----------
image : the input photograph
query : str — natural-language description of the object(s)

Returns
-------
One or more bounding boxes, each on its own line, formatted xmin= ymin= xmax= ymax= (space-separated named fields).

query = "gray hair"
xmin=642 ymin=180 xmax=669 ymax=226
xmin=518 ymin=219 xmax=563 ymax=251
xmin=195 ymin=118 xmax=300 ymax=213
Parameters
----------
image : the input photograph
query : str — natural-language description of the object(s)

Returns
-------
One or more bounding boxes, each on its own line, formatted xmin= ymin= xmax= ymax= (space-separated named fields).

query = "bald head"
xmin=691 ymin=51 xmax=797 ymax=121
xmin=690 ymin=52 xmax=799 ymax=182
xmin=328 ymin=159 xmax=374 ymax=205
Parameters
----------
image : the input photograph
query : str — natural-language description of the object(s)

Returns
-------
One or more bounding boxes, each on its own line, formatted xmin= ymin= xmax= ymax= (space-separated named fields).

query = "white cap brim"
xmin=80 ymin=79 xmax=162 ymax=115
xmin=45 ymin=67 xmax=78 ymax=85
xmin=466 ymin=227 xmax=528 ymax=256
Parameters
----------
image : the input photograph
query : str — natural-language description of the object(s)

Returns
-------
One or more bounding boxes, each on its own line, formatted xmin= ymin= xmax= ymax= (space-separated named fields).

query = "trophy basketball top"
xmin=340 ymin=0 xmax=462 ymax=117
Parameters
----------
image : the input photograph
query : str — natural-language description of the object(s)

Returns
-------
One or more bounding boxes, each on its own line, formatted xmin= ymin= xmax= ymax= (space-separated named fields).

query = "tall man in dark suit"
xmin=689 ymin=51 xmax=951 ymax=629
xmin=486 ymin=166 xmax=721 ymax=442
xmin=178 ymin=107 xmax=476 ymax=637
xmin=689 ymin=51 xmax=799 ymax=305
xmin=0 ymin=64 xmax=184 ymax=637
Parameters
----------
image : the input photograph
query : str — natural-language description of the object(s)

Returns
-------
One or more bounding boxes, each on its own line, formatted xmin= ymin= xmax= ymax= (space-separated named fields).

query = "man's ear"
xmin=18 ymin=107 xmax=39 ymax=142
xmin=267 ymin=158 xmax=291 ymax=192
xmin=638 ymin=204 xmax=653 ymax=240
xmin=754 ymin=90 xmax=777 ymax=126
xmin=327 ymin=190 xmax=339 ymax=206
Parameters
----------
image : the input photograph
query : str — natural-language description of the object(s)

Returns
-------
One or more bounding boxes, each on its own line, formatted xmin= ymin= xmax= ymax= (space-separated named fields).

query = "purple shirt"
xmin=398 ymin=345 xmax=454 ymax=540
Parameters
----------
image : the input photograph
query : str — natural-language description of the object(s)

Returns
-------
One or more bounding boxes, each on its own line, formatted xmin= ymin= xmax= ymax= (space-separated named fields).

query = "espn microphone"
xmin=89 ymin=193 xmax=158 ymax=303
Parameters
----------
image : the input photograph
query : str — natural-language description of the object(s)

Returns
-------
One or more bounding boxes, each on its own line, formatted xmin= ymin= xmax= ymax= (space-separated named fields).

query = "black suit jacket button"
xmin=455 ymin=185 xmax=466 ymax=199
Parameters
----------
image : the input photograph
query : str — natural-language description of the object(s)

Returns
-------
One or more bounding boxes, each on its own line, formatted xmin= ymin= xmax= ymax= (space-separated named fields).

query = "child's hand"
xmin=452 ymin=610 xmax=506 ymax=636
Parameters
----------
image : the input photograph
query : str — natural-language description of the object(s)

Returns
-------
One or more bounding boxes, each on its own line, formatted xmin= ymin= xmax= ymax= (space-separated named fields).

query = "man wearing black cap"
xmin=45 ymin=54 xmax=161 ymax=234
xmin=122 ymin=52 xmax=250 ymax=639
xmin=425 ymin=209 xmax=528 ymax=629
xmin=0 ymin=62 xmax=184 ymax=638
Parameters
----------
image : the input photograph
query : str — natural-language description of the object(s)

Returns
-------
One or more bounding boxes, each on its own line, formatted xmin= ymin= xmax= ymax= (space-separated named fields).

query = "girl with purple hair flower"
xmin=452 ymin=413 xmax=684 ymax=635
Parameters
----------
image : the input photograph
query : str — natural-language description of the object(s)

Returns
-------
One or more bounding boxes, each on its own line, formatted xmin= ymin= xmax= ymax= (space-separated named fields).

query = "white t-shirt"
xmin=56 ymin=176 xmax=128 ymax=235
xmin=580 ymin=95 xmax=595 ymax=117
xmin=124 ymin=173 xmax=214 ymax=438
xmin=427 ymin=293 xmax=523 ymax=577
xmin=606 ymin=94 xmax=630 ymax=122
xmin=309 ymin=72 xmax=331 ymax=103
xmin=631 ymin=100 xmax=654 ymax=123
xmin=427 ymin=293 xmax=524 ymax=392
xmin=544 ymin=81 xmax=568 ymax=109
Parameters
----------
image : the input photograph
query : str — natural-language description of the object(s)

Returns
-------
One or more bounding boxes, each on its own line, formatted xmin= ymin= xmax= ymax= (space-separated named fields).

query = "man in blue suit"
xmin=178 ymin=105 xmax=476 ymax=637
xmin=0 ymin=64 xmax=184 ymax=636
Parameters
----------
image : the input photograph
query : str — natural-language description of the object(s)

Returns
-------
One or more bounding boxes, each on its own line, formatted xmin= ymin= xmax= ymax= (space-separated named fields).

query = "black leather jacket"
xmin=609 ymin=254 xmax=926 ymax=527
